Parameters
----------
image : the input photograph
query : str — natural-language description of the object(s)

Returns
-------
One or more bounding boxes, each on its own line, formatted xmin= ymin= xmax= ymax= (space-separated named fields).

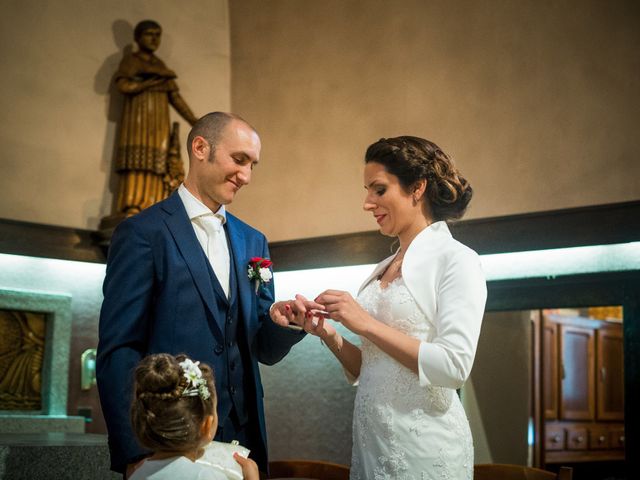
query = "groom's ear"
xmin=191 ymin=136 xmax=210 ymax=162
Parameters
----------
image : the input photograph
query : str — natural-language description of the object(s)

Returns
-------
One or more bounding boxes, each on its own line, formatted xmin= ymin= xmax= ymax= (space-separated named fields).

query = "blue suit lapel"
xmin=160 ymin=193 xmax=224 ymax=340
xmin=226 ymin=215 xmax=253 ymax=332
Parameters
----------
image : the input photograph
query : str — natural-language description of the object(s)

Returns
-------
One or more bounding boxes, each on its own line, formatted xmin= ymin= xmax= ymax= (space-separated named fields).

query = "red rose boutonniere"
xmin=248 ymin=257 xmax=273 ymax=293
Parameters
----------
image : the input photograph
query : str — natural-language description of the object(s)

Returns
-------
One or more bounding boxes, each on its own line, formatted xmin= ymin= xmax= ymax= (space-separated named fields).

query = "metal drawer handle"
xmin=598 ymin=435 xmax=606 ymax=443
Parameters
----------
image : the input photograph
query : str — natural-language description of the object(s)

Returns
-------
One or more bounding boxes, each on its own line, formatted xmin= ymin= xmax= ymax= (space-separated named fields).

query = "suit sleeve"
xmin=255 ymin=236 xmax=306 ymax=365
xmin=418 ymin=250 xmax=487 ymax=389
xmin=96 ymin=219 xmax=154 ymax=472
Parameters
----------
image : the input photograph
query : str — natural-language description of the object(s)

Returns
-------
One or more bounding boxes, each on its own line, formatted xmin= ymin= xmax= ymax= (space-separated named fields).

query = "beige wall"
xmin=2 ymin=1 xmax=637 ymax=239
xmin=261 ymin=324 xmax=358 ymax=465
xmin=463 ymin=310 xmax=533 ymax=465
xmin=0 ymin=0 xmax=230 ymax=230
xmin=230 ymin=0 xmax=640 ymax=242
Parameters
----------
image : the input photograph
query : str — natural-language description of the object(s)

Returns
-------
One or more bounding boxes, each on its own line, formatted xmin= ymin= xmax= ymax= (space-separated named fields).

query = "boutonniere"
xmin=247 ymin=257 xmax=273 ymax=293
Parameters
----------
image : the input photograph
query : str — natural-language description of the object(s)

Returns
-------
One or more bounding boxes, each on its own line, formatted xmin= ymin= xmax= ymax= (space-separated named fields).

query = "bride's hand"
xmin=315 ymin=290 xmax=371 ymax=336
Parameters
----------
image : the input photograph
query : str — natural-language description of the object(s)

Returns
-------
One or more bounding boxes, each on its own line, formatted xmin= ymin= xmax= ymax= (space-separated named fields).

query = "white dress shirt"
xmin=178 ymin=184 xmax=231 ymax=298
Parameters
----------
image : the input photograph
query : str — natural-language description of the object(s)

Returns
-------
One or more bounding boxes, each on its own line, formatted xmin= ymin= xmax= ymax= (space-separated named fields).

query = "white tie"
xmin=198 ymin=215 xmax=230 ymax=298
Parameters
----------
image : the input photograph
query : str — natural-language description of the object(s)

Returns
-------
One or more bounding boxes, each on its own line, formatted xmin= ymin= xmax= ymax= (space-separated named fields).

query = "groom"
xmin=97 ymin=112 xmax=310 ymax=476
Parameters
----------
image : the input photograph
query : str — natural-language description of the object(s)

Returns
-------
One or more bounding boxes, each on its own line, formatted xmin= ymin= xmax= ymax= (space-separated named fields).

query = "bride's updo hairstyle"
xmin=131 ymin=353 xmax=216 ymax=454
xmin=365 ymin=136 xmax=473 ymax=221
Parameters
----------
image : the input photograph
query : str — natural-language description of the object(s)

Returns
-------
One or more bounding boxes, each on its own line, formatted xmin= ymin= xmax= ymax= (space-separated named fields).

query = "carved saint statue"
xmin=107 ymin=20 xmax=197 ymax=222
xmin=0 ymin=310 xmax=45 ymax=410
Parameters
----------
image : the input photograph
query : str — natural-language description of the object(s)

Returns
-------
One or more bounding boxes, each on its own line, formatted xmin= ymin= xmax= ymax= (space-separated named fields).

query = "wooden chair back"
xmin=268 ymin=459 xmax=350 ymax=480
xmin=474 ymin=464 xmax=573 ymax=480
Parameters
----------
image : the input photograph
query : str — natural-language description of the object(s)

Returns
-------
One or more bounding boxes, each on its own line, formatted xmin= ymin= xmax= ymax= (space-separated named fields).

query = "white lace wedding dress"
xmin=350 ymin=278 xmax=473 ymax=480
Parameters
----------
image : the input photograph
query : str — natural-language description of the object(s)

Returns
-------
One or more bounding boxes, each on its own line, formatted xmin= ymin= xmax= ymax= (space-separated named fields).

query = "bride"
xmin=283 ymin=136 xmax=486 ymax=479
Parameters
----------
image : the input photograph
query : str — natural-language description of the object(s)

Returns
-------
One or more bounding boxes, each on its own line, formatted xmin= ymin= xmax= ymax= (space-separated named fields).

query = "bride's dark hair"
xmin=130 ymin=353 xmax=216 ymax=454
xmin=365 ymin=136 xmax=473 ymax=222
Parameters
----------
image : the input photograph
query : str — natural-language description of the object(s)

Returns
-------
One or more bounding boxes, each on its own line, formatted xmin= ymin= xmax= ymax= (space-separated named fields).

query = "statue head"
xmin=134 ymin=20 xmax=162 ymax=53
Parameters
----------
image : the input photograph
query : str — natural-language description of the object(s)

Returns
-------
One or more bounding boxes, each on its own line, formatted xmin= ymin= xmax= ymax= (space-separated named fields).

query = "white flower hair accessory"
xmin=178 ymin=358 xmax=211 ymax=400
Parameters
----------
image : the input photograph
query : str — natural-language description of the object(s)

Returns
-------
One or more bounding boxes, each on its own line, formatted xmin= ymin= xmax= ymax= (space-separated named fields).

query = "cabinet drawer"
xmin=610 ymin=428 xmax=625 ymax=449
xmin=545 ymin=425 xmax=566 ymax=451
xmin=567 ymin=426 xmax=588 ymax=450
xmin=589 ymin=427 xmax=610 ymax=449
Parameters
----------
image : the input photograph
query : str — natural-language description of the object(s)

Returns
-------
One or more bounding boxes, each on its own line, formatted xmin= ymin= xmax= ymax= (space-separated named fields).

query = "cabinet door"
xmin=597 ymin=326 xmax=624 ymax=420
xmin=543 ymin=321 xmax=559 ymax=419
xmin=559 ymin=325 xmax=595 ymax=420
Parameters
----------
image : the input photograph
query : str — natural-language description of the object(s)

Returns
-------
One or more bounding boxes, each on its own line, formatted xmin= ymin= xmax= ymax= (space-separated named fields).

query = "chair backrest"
xmin=474 ymin=464 xmax=573 ymax=480
xmin=268 ymin=460 xmax=350 ymax=480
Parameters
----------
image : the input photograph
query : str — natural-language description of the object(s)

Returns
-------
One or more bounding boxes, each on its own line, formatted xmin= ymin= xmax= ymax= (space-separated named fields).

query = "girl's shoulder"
xmin=130 ymin=456 xmax=228 ymax=480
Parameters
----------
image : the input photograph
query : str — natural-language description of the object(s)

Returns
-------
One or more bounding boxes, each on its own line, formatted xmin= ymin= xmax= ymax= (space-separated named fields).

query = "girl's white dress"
xmin=130 ymin=441 xmax=249 ymax=480
xmin=129 ymin=456 xmax=228 ymax=480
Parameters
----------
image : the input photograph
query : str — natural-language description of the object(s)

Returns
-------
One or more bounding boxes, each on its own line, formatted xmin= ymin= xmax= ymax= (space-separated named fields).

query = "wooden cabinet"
xmin=544 ymin=421 xmax=625 ymax=463
xmin=596 ymin=327 xmax=624 ymax=421
xmin=566 ymin=426 xmax=588 ymax=450
xmin=545 ymin=424 xmax=565 ymax=451
xmin=543 ymin=321 xmax=559 ymax=420
xmin=540 ymin=312 xmax=624 ymax=464
xmin=589 ymin=426 xmax=610 ymax=449
xmin=559 ymin=324 xmax=595 ymax=420
xmin=610 ymin=427 xmax=625 ymax=449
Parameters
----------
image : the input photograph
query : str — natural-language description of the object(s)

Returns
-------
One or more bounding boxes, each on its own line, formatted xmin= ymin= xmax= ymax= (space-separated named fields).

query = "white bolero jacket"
xmin=358 ymin=221 xmax=487 ymax=389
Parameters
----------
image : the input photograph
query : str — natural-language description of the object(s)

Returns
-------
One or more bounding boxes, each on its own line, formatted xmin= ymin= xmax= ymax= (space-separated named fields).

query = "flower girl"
xmin=129 ymin=353 xmax=258 ymax=480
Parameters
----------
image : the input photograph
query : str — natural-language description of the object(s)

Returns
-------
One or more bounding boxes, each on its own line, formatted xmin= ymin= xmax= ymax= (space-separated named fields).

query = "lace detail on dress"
xmin=351 ymin=279 xmax=473 ymax=480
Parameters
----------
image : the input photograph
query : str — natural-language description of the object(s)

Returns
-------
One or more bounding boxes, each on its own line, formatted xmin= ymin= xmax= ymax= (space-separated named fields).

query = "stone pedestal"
xmin=0 ymin=289 xmax=84 ymax=436
xmin=0 ymin=415 xmax=84 ymax=434
xmin=0 ymin=433 xmax=118 ymax=479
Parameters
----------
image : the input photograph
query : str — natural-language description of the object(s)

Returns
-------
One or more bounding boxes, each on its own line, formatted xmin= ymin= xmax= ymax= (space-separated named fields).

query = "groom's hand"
xmin=269 ymin=294 xmax=325 ymax=328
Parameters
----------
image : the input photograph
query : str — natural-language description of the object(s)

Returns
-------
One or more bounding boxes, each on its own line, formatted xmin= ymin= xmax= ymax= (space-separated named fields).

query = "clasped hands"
xmin=270 ymin=290 xmax=371 ymax=338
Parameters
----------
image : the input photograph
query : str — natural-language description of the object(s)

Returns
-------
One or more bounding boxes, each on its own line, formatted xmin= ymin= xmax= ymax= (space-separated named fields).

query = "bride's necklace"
xmin=389 ymin=249 xmax=405 ymax=274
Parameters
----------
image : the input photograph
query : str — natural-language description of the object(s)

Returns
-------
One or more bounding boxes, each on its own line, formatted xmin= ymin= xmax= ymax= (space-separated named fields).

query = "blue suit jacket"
xmin=96 ymin=192 xmax=304 ymax=473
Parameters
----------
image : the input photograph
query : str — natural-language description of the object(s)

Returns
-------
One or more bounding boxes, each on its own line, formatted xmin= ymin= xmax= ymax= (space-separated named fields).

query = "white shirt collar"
xmin=178 ymin=184 xmax=226 ymax=224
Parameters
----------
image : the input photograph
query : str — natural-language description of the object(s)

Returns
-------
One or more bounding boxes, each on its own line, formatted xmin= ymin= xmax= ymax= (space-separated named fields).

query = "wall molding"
xmin=0 ymin=219 xmax=105 ymax=264
xmin=269 ymin=200 xmax=640 ymax=270
xmin=1 ymin=200 xmax=638 ymax=267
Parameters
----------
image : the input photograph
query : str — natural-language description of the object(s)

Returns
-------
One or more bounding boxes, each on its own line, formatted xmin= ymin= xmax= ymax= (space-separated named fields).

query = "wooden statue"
xmin=100 ymin=20 xmax=197 ymax=235
xmin=0 ymin=310 xmax=45 ymax=410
